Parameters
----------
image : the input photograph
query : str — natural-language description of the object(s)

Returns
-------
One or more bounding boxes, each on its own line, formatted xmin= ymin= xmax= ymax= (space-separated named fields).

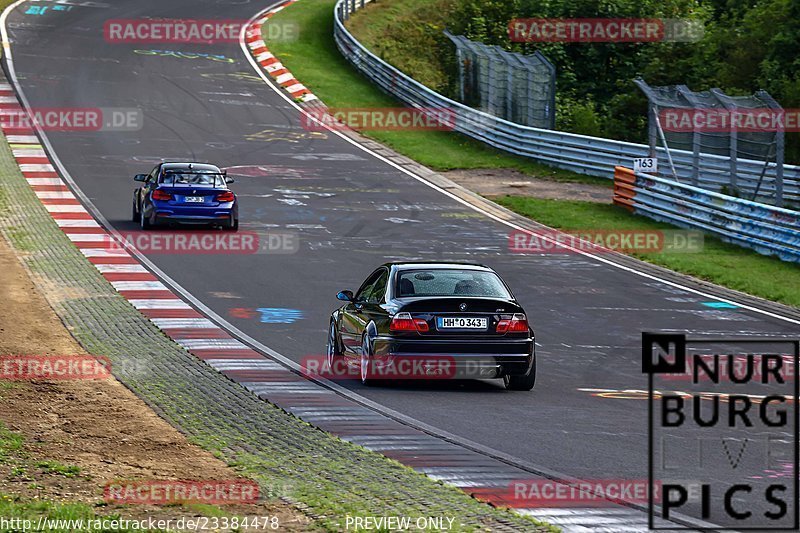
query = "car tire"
xmin=223 ymin=216 xmax=239 ymax=232
xmin=326 ymin=321 xmax=342 ymax=372
xmin=132 ymin=198 xmax=140 ymax=223
xmin=360 ymin=336 xmax=377 ymax=386
xmin=504 ymin=357 xmax=536 ymax=391
xmin=140 ymin=205 xmax=153 ymax=230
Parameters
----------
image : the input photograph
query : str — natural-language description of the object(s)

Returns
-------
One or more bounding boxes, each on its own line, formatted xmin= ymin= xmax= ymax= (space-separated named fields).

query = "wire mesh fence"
xmin=635 ymin=79 xmax=786 ymax=206
xmin=445 ymin=31 xmax=555 ymax=129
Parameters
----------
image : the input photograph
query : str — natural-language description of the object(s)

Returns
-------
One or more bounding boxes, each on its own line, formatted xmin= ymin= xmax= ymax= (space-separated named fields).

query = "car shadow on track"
xmin=348 ymin=379 xmax=510 ymax=393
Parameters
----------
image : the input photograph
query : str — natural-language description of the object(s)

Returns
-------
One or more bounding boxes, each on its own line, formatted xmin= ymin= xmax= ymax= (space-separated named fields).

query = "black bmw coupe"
xmin=328 ymin=262 xmax=536 ymax=390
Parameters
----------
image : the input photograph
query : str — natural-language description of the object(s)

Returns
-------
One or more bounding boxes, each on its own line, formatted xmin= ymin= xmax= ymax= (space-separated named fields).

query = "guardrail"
xmin=613 ymin=167 xmax=800 ymax=263
xmin=333 ymin=0 xmax=800 ymax=205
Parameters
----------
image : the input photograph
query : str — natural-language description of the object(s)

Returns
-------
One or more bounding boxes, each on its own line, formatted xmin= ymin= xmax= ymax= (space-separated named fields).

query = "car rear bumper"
xmin=148 ymin=205 xmax=235 ymax=224
xmin=372 ymin=336 xmax=534 ymax=379
xmin=155 ymin=214 xmax=232 ymax=224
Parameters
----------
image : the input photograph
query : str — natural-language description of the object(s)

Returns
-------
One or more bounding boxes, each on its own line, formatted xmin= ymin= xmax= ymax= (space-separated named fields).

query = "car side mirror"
xmin=225 ymin=177 xmax=235 ymax=184
xmin=134 ymin=174 xmax=147 ymax=182
xmin=337 ymin=290 xmax=354 ymax=302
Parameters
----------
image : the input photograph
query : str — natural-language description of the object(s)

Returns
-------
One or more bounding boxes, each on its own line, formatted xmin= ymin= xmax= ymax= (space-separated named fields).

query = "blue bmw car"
xmin=132 ymin=162 xmax=238 ymax=231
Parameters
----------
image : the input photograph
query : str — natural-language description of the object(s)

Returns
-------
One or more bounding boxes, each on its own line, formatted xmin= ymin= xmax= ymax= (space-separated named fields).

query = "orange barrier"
xmin=613 ymin=166 xmax=636 ymax=211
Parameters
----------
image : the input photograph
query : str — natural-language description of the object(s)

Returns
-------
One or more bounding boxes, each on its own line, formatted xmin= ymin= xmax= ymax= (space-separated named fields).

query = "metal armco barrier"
xmin=333 ymin=0 xmax=800 ymax=205
xmin=613 ymin=167 xmax=800 ymax=263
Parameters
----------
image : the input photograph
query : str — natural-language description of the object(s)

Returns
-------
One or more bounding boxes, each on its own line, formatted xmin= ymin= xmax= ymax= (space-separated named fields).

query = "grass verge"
xmin=0 ymin=494 xmax=132 ymax=533
xmin=0 ymin=494 xmax=167 ymax=533
xmin=345 ymin=0 xmax=453 ymax=92
xmin=496 ymin=196 xmax=800 ymax=307
xmin=266 ymin=0 xmax=603 ymax=185
xmin=0 ymin=423 xmax=161 ymax=532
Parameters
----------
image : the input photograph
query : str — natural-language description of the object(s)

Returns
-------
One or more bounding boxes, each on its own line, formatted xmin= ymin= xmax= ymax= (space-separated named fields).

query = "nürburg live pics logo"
xmin=643 ymin=332 xmax=799 ymax=530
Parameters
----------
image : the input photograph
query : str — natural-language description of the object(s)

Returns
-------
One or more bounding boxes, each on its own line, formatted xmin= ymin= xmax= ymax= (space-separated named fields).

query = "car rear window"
xmin=160 ymin=172 xmax=224 ymax=187
xmin=395 ymin=269 xmax=511 ymax=298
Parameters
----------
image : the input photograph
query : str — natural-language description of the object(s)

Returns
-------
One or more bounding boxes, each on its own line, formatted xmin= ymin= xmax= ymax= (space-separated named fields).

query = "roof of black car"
xmin=385 ymin=262 xmax=492 ymax=271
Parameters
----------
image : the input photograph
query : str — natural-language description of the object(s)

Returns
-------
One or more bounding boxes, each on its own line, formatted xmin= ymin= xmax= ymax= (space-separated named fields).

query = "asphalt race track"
xmin=5 ymin=0 xmax=799 ymax=527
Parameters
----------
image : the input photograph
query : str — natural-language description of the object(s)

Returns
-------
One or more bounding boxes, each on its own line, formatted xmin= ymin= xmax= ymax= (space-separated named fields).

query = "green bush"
xmin=557 ymin=97 xmax=603 ymax=137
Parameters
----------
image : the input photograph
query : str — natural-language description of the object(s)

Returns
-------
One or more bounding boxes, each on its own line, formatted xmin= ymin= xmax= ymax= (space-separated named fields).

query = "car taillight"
xmin=496 ymin=313 xmax=529 ymax=333
xmin=390 ymin=312 xmax=429 ymax=332
xmin=216 ymin=191 xmax=235 ymax=202
xmin=152 ymin=190 xmax=172 ymax=201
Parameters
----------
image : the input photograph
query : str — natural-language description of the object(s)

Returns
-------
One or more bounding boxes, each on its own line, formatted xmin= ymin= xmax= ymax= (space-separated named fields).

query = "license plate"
xmin=185 ymin=196 xmax=205 ymax=203
xmin=437 ymin=317 xmax=487 ymax=330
